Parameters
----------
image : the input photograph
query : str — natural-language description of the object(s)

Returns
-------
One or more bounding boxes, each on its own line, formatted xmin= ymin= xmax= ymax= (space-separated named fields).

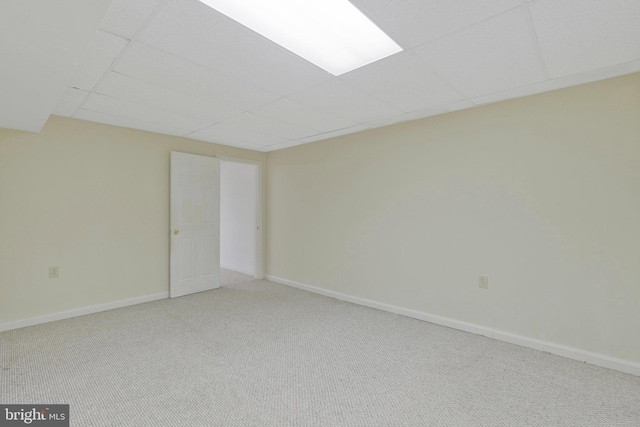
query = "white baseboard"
xmin=0 ymin=292 xmax=168 ymax=333
xmin=493 ymin=330 xmax=640 ymax=376
xmin=221 ymin=264 xmax=256 ymax=277
xmin=266 ymin=275 xmax=640 ymax=377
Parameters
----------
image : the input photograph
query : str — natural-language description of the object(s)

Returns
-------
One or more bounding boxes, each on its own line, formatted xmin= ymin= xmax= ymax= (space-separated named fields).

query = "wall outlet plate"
xmin=479 ymin=275 xmax=489 ymax=289
xmin=49 ymin=266 xmax=59 ymax=278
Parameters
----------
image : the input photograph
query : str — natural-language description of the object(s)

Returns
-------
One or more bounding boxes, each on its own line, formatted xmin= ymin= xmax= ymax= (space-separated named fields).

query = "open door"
xmin=170 ymin=151 xmax=220 ymax=298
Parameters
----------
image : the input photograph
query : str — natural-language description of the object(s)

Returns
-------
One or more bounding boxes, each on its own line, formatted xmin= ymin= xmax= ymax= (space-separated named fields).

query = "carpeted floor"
xmin=1 ymin=272 xmax=639 ymax=426
xmin=220 ymin=268 xmax=256 ymax=287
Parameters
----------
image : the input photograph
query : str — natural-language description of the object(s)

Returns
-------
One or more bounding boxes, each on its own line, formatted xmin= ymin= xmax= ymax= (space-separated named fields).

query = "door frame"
xmin=216 ymin=155 xmax=265 ymax=280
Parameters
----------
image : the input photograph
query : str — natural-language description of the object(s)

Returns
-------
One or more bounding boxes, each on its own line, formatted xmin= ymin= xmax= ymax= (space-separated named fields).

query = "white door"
xmin=170 ymin=151 xmax=220 ymax=298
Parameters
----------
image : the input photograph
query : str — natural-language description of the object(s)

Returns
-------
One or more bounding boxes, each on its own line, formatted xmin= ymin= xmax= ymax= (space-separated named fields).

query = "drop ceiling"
xmin=5 ymin=0 xmax=640 ymax=152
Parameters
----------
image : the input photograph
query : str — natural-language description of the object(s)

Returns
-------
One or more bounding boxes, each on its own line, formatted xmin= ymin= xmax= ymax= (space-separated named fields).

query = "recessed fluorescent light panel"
xmin=199 ymin=0 xmax=403 ymax=75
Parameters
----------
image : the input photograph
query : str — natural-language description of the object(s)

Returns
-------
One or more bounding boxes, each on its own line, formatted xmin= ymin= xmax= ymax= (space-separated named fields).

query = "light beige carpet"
xmin=1 ymin=276 xmax=639 ymax=426
xmin=220 ymin=268 xmax=254 ymax=287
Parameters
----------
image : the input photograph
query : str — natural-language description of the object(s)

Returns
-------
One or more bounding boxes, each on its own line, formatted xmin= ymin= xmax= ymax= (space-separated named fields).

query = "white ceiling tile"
xmin=186 ymin=132 xmax=267 ymax=151
xmin=113 ymin=42 xmax=279 ymax=111
xmin=340 ymin=50 xmax=465 ymax=112
xmin=579 ymin=59 xmax=640 ymax=82
xmin=250 ymin=98 xmax=357 ymax=133
xmin=363 ymin=100 xmax=476 ymax=129
xmin=75 ymin=108 xmax=191 ymax=137
xmin=529 ymin=0 xmax=640 ymax=78
xmin=82 ymin=93 xmax=211 ymax=130
xmin=138 ymin=0 xmax=332 ymax=95
xmin=51 ymin=87 xmax=89 ymax=117
xmin=361 ymin=114 xmax=412 ymax=130
xmin=350 ymin=0 xmax=522 ymax=48
xmin=294 ymin=125 xmax=369 ymax=144
xmin=95 ymin=72 xmax=241 ymax=123
xmin=414 ymin=8 xmax=546 ymax=98
xmin=198 ymin=122 xmax=289 ymax=146
xmin=261 ymin=140 xmax=313 ymax=152
xmin=288 ymin=79 xmax=403 ymax=123
xmin=470 ymin=78 xmax=572 ymax=106
xmin=472 ymin=59 xmax=640 ymax=105
xmin=0 ymin=0 xmax=112 ymax=132
xmin=220 ymin=113 xmax=317 ymax=140
xmin=70 ymin=30 xmax=127 ymax=91
xmin=99 ymin=0 xmax=161 ymax=39
xmin=408 ymin=99 xmax=477 ymax=119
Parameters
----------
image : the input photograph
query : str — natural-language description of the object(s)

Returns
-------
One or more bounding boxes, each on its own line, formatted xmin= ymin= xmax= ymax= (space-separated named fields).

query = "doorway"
xmin=218 ymin=157 xmax=261 ymax=286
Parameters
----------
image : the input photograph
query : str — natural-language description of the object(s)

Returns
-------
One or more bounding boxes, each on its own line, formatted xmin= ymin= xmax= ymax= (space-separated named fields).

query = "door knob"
xmin=173 ymin=229 xmax=180 ymax=235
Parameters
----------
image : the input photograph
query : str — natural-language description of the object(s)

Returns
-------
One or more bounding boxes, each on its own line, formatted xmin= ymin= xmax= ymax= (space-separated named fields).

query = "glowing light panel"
xmin=199 ymin=0 xmax=403 ymax=75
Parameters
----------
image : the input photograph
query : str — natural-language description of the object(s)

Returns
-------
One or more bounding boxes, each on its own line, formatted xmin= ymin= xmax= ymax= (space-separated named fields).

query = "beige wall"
xmin=0 ymin=115 xmax=265 ymax=324
xmin=266 ymin=73 xmax=640 ymax=364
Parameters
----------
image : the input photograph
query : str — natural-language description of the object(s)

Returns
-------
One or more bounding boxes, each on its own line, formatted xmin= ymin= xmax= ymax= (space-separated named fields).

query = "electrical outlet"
xmin=49 ymin=266 xmax=59 ymax=278
xmin=479 ymin=275 xmax=489 ymax=289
